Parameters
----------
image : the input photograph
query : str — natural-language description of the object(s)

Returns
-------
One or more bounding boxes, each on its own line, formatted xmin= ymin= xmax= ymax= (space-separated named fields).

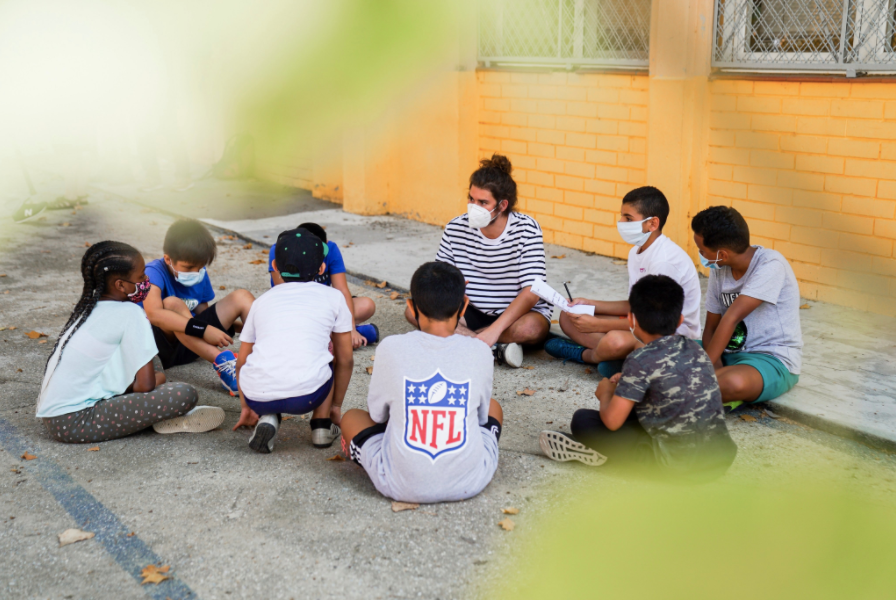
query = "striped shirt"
xmin=435 ymin=212 xmax=551 ymax=319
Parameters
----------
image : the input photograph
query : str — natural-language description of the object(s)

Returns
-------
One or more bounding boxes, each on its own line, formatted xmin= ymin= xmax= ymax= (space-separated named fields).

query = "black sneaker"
xmin=12 ymin=201 xmax=47 ymax=223
xmin=492 ymin=343 xmax=523 ymax=368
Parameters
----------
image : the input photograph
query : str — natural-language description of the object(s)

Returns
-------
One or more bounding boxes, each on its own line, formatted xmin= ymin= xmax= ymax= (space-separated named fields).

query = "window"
xmin=478 ymin=0 xmax=651 ymax=68
xmin=713 ymin=0 xmax=896 ymax=73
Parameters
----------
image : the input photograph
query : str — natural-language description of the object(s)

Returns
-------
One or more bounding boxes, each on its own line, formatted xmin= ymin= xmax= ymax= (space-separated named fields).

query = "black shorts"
xmin=152 ymin=303 xmax=234 ymax=369
xmin=462 ymin=304 xmax=500 ymax=332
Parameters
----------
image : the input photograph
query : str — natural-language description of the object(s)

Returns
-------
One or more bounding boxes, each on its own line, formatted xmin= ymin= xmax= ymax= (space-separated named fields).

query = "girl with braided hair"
xmin=37 ymin=241 xmax=224 ymax=443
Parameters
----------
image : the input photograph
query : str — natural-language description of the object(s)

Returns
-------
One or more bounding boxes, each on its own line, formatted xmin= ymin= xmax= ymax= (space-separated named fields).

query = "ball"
xmin=427 ymin=381 xmax=447 ymax=404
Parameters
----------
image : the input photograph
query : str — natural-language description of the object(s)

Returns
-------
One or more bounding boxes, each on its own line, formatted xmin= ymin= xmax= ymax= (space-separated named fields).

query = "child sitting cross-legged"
xmin=141 ymin=219 xmax=255 ymax=395
xmin=340 ymin=261 xmax=503 ymax=504
xmin=540 ymin=275 xmax=737 ymax=481
xmin=232 ymin=227 xmax=353 ymax=453
xmin=38 ymin=242 xmax=224 ymax=443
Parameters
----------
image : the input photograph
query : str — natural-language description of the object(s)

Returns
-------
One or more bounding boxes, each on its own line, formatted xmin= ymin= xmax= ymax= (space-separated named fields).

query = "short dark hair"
xmin=410 ymin=262 xmax=466 ymax=321
xmin=163 ymin=219 xmax=217 ymax=265
xmin=691 ymin=206 xmax=750 ymax=253
xmin=622 ymin=186 xmax=669 ymax=229
xmin=629 ymin=275 xmax=684 ymax=336
xmin=298 ymin=222 xmax=327 ymax=244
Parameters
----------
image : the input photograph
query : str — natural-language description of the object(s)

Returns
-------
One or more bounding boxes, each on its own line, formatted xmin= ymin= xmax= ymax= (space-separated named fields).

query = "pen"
xmin=563 ymin=282 xmax=573 ymax=302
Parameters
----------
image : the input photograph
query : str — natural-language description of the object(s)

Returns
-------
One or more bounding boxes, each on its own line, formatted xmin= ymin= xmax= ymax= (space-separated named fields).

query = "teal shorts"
xmin=721 ymin=352 xmax=799 ymax=403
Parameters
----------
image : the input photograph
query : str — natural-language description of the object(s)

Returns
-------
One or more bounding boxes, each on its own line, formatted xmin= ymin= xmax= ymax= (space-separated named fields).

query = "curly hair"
xmin=691 ymin=206 xmax=750 ymax=253
xmin=469 ymin=154 xmax=517 ymax=214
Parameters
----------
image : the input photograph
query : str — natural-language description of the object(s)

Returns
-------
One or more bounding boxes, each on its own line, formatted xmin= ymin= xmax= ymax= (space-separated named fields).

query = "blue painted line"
xmin=0 ymin=418 xmax=197 ymax=600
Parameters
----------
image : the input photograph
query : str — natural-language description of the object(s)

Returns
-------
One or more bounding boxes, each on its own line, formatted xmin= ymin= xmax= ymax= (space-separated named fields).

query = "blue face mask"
xmin=173 ymin=266 xmax=206 ymax=287
xmin=699 ymin=251 xmax=721 ymax=270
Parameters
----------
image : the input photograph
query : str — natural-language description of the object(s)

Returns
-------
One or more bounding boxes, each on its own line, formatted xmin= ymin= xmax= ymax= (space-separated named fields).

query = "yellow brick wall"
xmin=706 ymin=79 xmax=896 ymax=317
xmin=477 ymin=71 xmax=648 ymax=258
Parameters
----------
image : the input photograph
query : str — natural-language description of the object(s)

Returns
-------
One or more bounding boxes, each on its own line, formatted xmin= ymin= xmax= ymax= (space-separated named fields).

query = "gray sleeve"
xmin=705 ymin=270 xmax=723 ymax=315
xmin=741 ymin=258 xmax=786 ymax=305
xmin=613 ymin=355 xmax=649 ymax=403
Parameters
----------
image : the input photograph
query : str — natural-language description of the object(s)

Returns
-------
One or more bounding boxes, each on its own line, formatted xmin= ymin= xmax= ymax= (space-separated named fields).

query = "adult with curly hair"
xmin=406 ymin=154 xmax=550 ymax=368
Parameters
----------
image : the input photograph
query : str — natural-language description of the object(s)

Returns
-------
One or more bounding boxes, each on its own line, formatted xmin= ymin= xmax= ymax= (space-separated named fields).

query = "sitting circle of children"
xmin=38 ymin=153 xmax=805 ymax=499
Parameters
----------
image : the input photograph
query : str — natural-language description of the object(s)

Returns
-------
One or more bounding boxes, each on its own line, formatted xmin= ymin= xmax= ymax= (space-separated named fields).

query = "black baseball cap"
xmin=274 ymin=227 xmax=327 ymax=282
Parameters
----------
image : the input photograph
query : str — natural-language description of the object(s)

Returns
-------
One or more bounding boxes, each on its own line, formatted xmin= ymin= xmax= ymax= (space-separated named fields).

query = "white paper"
xmin=530 ymin=279 xmax=595 ymax=315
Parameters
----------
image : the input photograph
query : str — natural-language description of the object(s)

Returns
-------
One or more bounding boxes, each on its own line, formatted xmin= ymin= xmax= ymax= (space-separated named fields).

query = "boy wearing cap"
xmin=233 ymin=227 xmax=354 ymax=453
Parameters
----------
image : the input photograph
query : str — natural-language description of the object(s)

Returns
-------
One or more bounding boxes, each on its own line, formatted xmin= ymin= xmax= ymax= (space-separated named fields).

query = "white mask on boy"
xmin=616 ymin=218 xmax=653 ymax=247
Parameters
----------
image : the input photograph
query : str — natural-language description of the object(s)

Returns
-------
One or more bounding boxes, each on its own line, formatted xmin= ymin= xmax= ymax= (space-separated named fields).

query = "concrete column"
xmin=645 ymin=0 xmax=714 ymax=252
xmin=342 ymin=125 xmax=392 ymax=215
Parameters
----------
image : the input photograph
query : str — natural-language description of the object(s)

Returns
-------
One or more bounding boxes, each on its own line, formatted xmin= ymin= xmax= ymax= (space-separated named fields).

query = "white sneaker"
xmin=493 ymin=343 xmax=524 ymax=368
xmin=249 ymin=414 xmax=280 ymax=454
xmin=153 ymin=406 xmax=225 ymax=434
xmin=311 ymin=423 xmax=341 ymax=448
xmin=539 ymin=430 xmax=607 ymax=466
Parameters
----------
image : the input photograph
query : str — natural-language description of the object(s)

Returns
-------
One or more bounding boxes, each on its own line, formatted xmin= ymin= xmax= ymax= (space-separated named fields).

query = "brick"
xmin=501 ymin=139 xmax=527 ymax=155
xmin=844 ymin=158 xmax=896 ymax=179
xmin=881 ymin=142 xmax=896 ymax=160
xmin=526 ymin=198 xmax=555 ymax=214
xmin=527 ymin=85 xmax=560 ymax=100
xmin=709 ymin=164 xmax=734 ymax=181
xmin=831 ymin=100 xmax=885 ymax=119
xmin=502 ymin=84 xmax=529 ymax=98
xmin=481 ymin=137 xmax=502 ymax=152
xmin=527 ymin=114 xmax=556 ymax=129
xmin=510 ymin=73 xmax=540 ymax=84
xmin=630 ymin=139 xmax=647 ymax=154
xmin=565 ymin=132 xmax=597 ymax=149
xmin=593 ymin=164 xmax=629 ymax=182
xmin=587 ymin=88 xmax=619 ymax=103
xmin=618 ymin=153 xmax=646 ymax=169
xmin=825 ymin=174 xmax=877 ymax=197
xmin=736 ymin=131 xmax=779 ymax=150
xmin=868 ymin=295 xmax=896 ymax=318
xmin=838 ymin=231 xmax=893 ymax=256
xmin=791 ymin=226 xmax=839 ymax=248
xmin=618 ymin=89 xmax=649 ymax=105
xmin=536 ymin=157 xmax=565 ymax=173
xmin=872 ymin=256 xmax=896 ymax=277
xmin=737 ymin=96 xmax=781 ymax=114
xmin=535 ymin=185 xmax=563 ymax=202
xmin=583 ymin=237 xmax=615 ymax=256
xmin=732 ymin=166 xmax=777 ymax=186
xmin=708 ymin=179 xmax=747 ymax=199
xmin=565 ymin=191 xmax=595 ymax=207
xmin=565 ymin=160 xmax=595 ymax=179
xmin=827 ymin=139 xmax=880 ymax=159
xmin=479 ymin=71 xmax=511 ymax=83
xmin=836 ymin=269 xmax=892 ymax=293
xmin=627 ymin=169 xmax=646 ymax=185
xmin=630 ymin=106 xmax=649 ymax=122
xmin=527 ymin=171 xmax=554 ymax=187
xmin=536 ymin=129 xmax=566 ymax=145
xmin=712 ymin=80 xmax=754 ymax=94
xmin=782 ymin=98 xmax=830 ymax=116
xmin=598 ymin=105 xmax=630 ymax=120
xmin=849 ymin=83 xmax=896 ymax=99
xmin=562 ymin=219 xmax=593 ymax=238
xmin=555 ymin=175 xmax=585 ymax=191
xmin=706 ymin=195 xmax=733 ymax=208
xmin=479 ymin=110 xmax=503 ymax=124
xmin=583 ymin=208 xmax=615 ymax=226
xmin=846 ymin=120 xmax=896 ymax=140
xmin=749 ymin=218 xmax=791 ymax=240
xmin=878 ymin=180 xmax=896 ymax=200
xmin=528 ymin=142 xmax=555 ymax=158
xmin=793 ymin=190 xmax=841 ymax=212
xmin=618 ymin=122 xmax=648 ymax=137
xmin=751 ymin=150 xmax=794 ymax=169
xmin=801 ymin=82 xmax=850 ymax=97
xmin=732 ymin=199 xmax=776 ymax=221
xmin=537 ymin=214 xmax=564 ymax=231
xmin=709 ymin=129 xmax=735 ymax=147
xmin=754 ymin=81 xmax=800 ymax=96
xmin=510 ymin=99 xmax=537 ymax=113
xmin=795 ymin=154 xmax=844 ymax=175
xmin=503 ymin=153 xmax=536 ymax=170
xmin=750 ymin=114 xmax=797 ymax=133
xmin=791 ymin=261 xmax=823 ymax=283
xmin=566 ymin=101 xmax=598 ymax=118
xmin=556 ymin=116 xmax=587 ymax=132
xmin=709 ymin=146 xmax=751 ymax=166
xmin=554 ymin=203 xmax=583 ymax=220
xmin=816 ymin=285 xmax=869 ymax=311
xmin=842 ymin=196 xmax=896 ymax=218
xmin=822 ymin=212 xmax=874 ymax=235
xmin=585 ymin=119 xmax=618 ymax=135
xmin=536 ymin=100 xmax=567 ymax=115
xmin=775 ymin=205 xmax=823 ymax=228
xmin=593 ymin=223 xmax=619 ymax=242
xmin=502 ymin=112 xmax=529 ymax=127
xmin=780 ymin=135 xmax=827 ymax=154
xmin=796 ymin=117 xmax=847 ymax=136
xmin=875 ymin=219 xmax=896 ymax=239
xmin=479 ymin=83 xmax=502 ymax=97
xmin=886 ymin=102 xmax=896 ymax=120
xmin=774 ymin=241 xmax=822 ymax=264
xmin=585 ymin=149 xmax=618 ymax=166
xmin=596 ymin=136 xmax=629 ymax=152
xmin=586 ymin=179 xmax=617 ymax=196
xmin=507 ymin=127 xmax=537 ymax=142
xmin=556 ymin=146 xmax=585 ymax=162
xmin=747 ymin=184 xmax=792 ymax=205
xmin=711 ymin=95 xmax=737 ymax=111
xmin=710 ymin=111 xmax=751 ymax=130
xmin=558 ymin=86 xmax=587 ymax=102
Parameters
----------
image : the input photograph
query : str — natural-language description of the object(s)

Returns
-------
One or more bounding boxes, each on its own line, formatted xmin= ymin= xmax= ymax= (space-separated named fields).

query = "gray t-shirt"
xmin=706 ymin=246 xmax=803 ymax=374
xmin=615 ymin=335 xmax=737 ymax=474
xmin=366 ymin=331 xmax=497 ymax=503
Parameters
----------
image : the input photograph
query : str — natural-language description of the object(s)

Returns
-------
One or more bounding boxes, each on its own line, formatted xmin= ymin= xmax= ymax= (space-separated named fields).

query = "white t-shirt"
xmin=239 ymin=282 xmax=353 ymax=401
xmin=627 ymin=234 xmax=702 ymax=339
xmin=37 ymin=302 xmax=158 ymax=418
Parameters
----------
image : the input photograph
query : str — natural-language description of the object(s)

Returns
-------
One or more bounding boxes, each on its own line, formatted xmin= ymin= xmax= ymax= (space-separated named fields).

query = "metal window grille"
xmin=713 ymin=0 xmax=896 ymax=73
xmin=478 ymin=0 xmax=651 ymax=68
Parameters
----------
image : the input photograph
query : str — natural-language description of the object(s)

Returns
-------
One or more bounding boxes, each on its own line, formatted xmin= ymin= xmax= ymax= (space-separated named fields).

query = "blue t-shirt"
xmin=268 ymin=240 xmax=345 ymax=287
xmin=143 ymin=258 xmax=215 ymax=315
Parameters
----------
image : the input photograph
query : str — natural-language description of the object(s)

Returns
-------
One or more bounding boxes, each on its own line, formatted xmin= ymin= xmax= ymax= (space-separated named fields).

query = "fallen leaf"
xmin=551 ymin=254 xmax=566 ymax=259
xmin=522 ymin=366 xmax=534 ymax=370
xmin=612 ymin=260 xmax=627 ymax=265
xmin=551 ymin=320 xmax=558 ymax=324
xmin=281 ymin=415 xmax=294 ymax=421
xmin=376 ymin=281 xmax=387 ymax=288
xmin=248 ymin=260 xmax=265 ymax=265
xmin=87 ymin=446 xmax=99 ymax=452
xmin=800 ymin=303 xmax=811 ymax=309
xmin=516 ymin=388 xmax=536 ymax=396
xmin=584 ymin=368 xmax=592 ymax=374
xmin=370 ymin=355 xmax=376 ymax=361
xmin=8 ymin=326 xmax=14 ymax=330
xmin=0 ymin=274 xmax=5 ymax=277
xmin=498 ymin=518 xmax=515 ymax=531
xmin=219 ymin=285 xmax=226 ymax=290
xmin=545 ymin=421 xmax=553 ymax=424
xmin=375 ymin=294 xmax=384 ymax=298
xmin=140 ymin=564 xmax=170 ymax=585
xmin=391 ymin=501 xmax=419 ymax=513
xmin=16 ymin=368 xmax=22 ymax=372
xmin=83 ymin=242 xmax=91 ymax=247
xmin=0 ymin=327 xmax=5 ymax=332
xmin=38 ymin=340 xmax=47 ymax=344
xmin=390 ymin=291 xmax=400 ymax=300
xmin=127 ymin=532 xmax=136 ymax=537
xmin=242 ymin=243 xmax=253 ymax=249
xmin=59 ymin=528 xmax=95 ymax=546
xmin=327 ymin=454 xmax=345 ymax=462
xmin=502 ymin=507 xmax=520 ymax=515
xmin=10 ymin=467 xmax=21 ymax=474
xmin=740 ymin=414 xmax=757 ymax=422
xmin=366 ymin=366 xmax=374 ymax=375
xmin=61 ymin=222 xmax=70 ymax=227
xmin=21 ymin=452 xmax=36 ymax=460
xmin=25 ymin=331 xmax=47 ymax=339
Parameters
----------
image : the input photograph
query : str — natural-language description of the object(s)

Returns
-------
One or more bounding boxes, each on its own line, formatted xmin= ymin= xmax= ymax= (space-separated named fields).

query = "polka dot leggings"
xmin=42 ymin=382 xmax=199 ymax=443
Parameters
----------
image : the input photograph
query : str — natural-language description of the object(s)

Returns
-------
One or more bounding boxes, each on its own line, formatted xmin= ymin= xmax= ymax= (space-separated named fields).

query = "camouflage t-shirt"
xmin=615 ymin=335 xmax=736 ymax=473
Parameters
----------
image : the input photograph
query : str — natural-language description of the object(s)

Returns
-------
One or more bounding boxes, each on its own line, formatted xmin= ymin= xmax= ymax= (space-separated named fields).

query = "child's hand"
xmin=204 ymin=325 xmax=233 ymax=349
xmin=567 ymin=313 xmax=598 ymax=333
xmin=232 ymin=406 xmax=259 ymax=431
xmin=351 ymin=329 xmax=367 ymax=349
xmin=609 ymin=372 xmax=622 ymax=384
xmin=567 ymin=297 xmax=590 ymax=307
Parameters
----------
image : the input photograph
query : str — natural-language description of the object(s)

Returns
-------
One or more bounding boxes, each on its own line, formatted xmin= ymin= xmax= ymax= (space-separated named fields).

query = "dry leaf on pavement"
xmin=516 ymin=388 xmax=536 ymax=396
xmin=551 ymin=319 xmax=558 ymax=324
xmin=248 ymin=260 xmax=265 ymax=265
xmin=58 ymin=528 xmax=95 ymax=546
xmin=62 ymin=222 xmax=70 ymax=227
xmin=366 ymin=366 xmax=374 ymax=374
xmin=87 ymin=446 xmax=99 ymax=452
xmin=25 ymin=331 xmax=47 ymax=339
xmin=390 ymin=291 xmax=400 ymax=300
xmin=739 ymin=414 xmax=757 ymax=422
xmin=140 ymin=564 xmax=170 ymax=585
xmin=502 ymin=507 xmax=520 ymax=515
xmin=612 ymin=260 xmax=627 ymax=265
xmin=522 ymin=366 xmax=534 ymax=370
xmin=376 ymin=281 xmax=387 ymax=288
xmin=219 ymin=285 xmax=226 ymax=290
xmin=38 ymin=340 xmax=47 ymax=344
xmin=127 ymin=532 xmax=136 ymax=537
xmin=83 ymin=242 xmax=91 ymax=247
xmin=551 ymin=254 xmax=566 ymax=259
xmin=800 ymin=304 xmax=811 ymax=309
xmin=584 ymin=368 xmax=592 ymax=374
xmin=242 ymin=243 xmax=252 ymax=249
xmin=21 ymin=452 xmax=36 ymax=460
xmin=498 ymin=518 xmax=515 ymax=531
xmin=391 ymin=501 xmax=419 ymax=513
xmin=327 ymin=454 xmax=345 ymax=462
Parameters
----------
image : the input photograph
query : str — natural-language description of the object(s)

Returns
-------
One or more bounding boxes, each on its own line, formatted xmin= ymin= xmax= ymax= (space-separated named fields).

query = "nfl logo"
xmin=403 ymin=370 xmax=469 ymax=461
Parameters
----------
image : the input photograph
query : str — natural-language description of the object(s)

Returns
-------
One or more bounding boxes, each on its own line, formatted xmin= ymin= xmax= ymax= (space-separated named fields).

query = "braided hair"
xmin=47 ymin=241 xmax=142 ymax=366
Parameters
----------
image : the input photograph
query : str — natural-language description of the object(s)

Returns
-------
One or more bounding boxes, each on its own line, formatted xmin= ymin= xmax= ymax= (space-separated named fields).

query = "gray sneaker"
xmin=539 ymin=430 xmax=607 ymax=466
xmin=153 ymin=406 xmax=225 ymax=434
xmin=249 ymin=414 xmax=280 ymax=454
xmin=493 ymin=343 xmax=524 ymax=368
xmin=311 ymin=423 xmax=341 ymax=448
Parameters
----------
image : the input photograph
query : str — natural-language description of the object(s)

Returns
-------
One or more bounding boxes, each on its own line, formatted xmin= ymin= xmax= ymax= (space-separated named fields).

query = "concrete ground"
xmin=2 ymin=175 xmax=896 ymax=599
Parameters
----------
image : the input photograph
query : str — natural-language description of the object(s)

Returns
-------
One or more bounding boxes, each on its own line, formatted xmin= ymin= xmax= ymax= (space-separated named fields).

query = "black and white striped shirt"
xmin=435 ymin=212 xmax=551 ymax=319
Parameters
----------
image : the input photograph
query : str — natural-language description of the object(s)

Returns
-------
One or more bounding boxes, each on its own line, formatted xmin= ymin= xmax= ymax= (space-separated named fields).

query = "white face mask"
xmin=172 ymin=265 xmax=206 ymax=287
xmin=629 ymin=316 xmax=645 ymax=346
xmin=616 ymin=218 xmax=653 ymax=247
xmin=467 ymin=203 xmax=499 ymax=229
